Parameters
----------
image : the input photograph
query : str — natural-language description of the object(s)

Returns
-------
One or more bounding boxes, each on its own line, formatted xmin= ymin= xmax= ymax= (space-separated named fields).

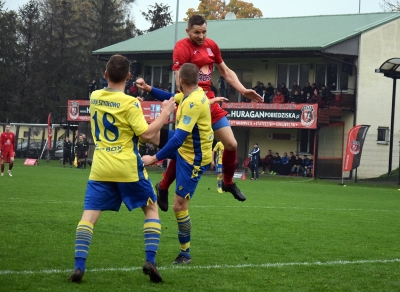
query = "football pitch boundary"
xmin=1 ymin=258 xmax=399 ymax=276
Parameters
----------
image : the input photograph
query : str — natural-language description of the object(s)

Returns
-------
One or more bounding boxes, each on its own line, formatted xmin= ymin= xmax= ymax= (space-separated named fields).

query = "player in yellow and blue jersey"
xmin=68 ymin=55 xmax=176 ymax=284
xmin=212 ymin=141 xmax=224 ymax=193
xmin=142 ymin=63 xmax=213 ymax=264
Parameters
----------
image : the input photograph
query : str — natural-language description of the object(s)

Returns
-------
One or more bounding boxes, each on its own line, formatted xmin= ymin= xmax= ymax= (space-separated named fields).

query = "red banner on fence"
xmin=67 ymin=100 xmax=90 ymax=122
xmin=343 ymin=125 xmax=370 ymax=172
xmin=221 ymin=102 xmax=318 ymax=129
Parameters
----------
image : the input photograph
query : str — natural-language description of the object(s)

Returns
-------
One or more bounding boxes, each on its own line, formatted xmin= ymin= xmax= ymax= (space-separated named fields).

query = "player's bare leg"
xmin=214 ymin=126 xmax=246 ymax=201
xmin=7 ymin=157 xmax=14 ymax=176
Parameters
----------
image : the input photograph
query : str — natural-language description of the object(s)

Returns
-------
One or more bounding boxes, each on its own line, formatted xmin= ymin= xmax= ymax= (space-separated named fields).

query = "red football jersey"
xmin=0 ymin=131 xmax=15 ymax=152
xmin=172 ymin=38 xmax=223 ymax=92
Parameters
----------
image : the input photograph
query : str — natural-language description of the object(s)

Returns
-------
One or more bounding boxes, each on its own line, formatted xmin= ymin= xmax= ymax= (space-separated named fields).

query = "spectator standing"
xmin=248 ymin=142 xmax=260 ymax=180
xmin=280 ymin=83 xmax=290 ymax=102
xmin=291 ymin=81 xmax=301 ymax=97
xmin=303 ymin=82 xmax=313 ymax=97
xmin=265 ymin=82 xmax=274 ymax=101
xmin=89 ymin=79 xmax=98 ymax=98
xmin=100 ymin=75 xmax=108 ymax=89
xmin=218 ymin=76 xmax=227 ymax=98
xmin=63 ymin=137 xmax=73 ymax=168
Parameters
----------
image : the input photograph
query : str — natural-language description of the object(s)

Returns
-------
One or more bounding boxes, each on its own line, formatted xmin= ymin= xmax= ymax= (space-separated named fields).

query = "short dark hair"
xmin=179 ymin=63 xmax=199 ymax=86
xmin=188 ymin=15 xmax=207 ymax=29
xmin=106 ymin=55 xmax=130 ymax=83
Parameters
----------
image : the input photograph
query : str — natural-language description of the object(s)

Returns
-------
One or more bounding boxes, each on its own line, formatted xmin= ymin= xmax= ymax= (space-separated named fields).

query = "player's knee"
xmin=223 ymin=139 xmax=237 ymax=151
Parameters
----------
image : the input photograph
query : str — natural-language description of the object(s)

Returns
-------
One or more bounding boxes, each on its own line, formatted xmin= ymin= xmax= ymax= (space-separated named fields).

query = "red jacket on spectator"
xmin=272 ymin=93 xmax=285 ymax=103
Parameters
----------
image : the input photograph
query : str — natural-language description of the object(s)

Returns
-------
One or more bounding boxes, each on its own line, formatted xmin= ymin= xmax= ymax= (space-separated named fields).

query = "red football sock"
xmin=9 ymin=161 xmax=13 ymax=171
xmin=222 ymin=149 xmax=237 ymax=186
xmin=159 ymin=159 xmax=176 ymax=191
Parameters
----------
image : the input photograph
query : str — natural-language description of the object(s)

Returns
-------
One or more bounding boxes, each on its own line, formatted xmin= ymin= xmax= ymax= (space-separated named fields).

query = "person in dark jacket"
xmin=63 ymin=137 xmax=73 ymax=168
xmin=248 ymin=142 xmax=260 ymax=180
xmin=75 ymin=135 xmax=88 ymax=169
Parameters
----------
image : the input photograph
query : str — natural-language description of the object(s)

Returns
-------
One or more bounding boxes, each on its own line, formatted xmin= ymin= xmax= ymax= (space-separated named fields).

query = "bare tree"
xmin=380 ymin=0 xmax=400 ymax=11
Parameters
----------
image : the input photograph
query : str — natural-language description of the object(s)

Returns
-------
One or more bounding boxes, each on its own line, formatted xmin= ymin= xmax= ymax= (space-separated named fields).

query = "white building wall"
xmin=356 ymin=19 xmax=400 ymax=178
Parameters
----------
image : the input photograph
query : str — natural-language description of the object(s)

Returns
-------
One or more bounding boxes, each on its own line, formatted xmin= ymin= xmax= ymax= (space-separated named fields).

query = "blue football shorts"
xmin=212 ymin=116 xmax=230 ymax=131
xmin=83 ymin=179 xmax=157 ymax=211
xmin=175 ymin=153 xmax=210 ymax=199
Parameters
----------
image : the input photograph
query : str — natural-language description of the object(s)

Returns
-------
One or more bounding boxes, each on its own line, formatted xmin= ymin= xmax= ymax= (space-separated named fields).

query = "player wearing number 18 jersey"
xmin=69 ymin=55 xmax=176 ymax=284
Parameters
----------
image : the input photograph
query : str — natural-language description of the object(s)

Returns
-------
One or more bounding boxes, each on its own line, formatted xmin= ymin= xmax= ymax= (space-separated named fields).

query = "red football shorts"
xmin=1 ymin=151 xmax=14 ymax=163
xmin=206 ymin=91 xmax=227 ymax=125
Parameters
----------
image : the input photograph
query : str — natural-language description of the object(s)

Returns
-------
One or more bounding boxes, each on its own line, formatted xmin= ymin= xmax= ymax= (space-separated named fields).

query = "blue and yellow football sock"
xmin=175 ymin=210 xmax=191 ymax=258
xmin=143 ymin=219 xmax=161 ymax=265
xmin=74 ymin=221 xmax=94 ymax=273
xmin=217 ymin=177 xmax=223 ymax=189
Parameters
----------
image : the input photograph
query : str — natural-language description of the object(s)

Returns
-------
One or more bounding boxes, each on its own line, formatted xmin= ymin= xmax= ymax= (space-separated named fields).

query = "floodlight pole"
xmin=388 ymin=78 xmax=397 ymax=176
xmin=169 ymin=0 xmax=179 ymax=132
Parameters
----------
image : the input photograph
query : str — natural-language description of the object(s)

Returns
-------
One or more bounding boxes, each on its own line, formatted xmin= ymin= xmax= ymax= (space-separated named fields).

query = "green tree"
xmin=185 ymin=0 xmax=262 ymax=20
xmin=0 ymin=1 xmax=20 ymax=122
xmin=141 ymin=3 xmax=173 ymax=33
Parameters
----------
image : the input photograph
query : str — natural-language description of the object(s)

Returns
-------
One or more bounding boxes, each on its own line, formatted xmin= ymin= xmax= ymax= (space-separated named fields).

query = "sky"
xmin=4 ymin=0 xmax=385 ymax=31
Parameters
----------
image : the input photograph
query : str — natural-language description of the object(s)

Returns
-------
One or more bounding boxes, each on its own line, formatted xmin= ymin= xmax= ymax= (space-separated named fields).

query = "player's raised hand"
xmin=210 ymin=97 xmax=229 ymax=105
xmin=161 ymin=98 xmax=176 ymax=115
xmin=135 ymin=78 xmax=152 ymax=92
xmin=142 ymin=155 xmax=158 ymax=166
xmin=242 ymin=89 xmax=263 ymax=102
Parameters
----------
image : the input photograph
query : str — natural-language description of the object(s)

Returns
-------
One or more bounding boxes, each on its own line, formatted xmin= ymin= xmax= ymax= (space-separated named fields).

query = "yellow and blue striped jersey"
xmin=89 ymin=89 xmax=149 ymax=182
xmin=213 ymin=141 xmax=224 ymax=164
xmin=176 ymin=87 xmax=213 ymax=166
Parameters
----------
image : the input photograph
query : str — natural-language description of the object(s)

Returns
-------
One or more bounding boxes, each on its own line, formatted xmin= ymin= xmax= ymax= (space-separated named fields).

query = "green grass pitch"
xmin=0 ymin=159 xmax=399 ymax=291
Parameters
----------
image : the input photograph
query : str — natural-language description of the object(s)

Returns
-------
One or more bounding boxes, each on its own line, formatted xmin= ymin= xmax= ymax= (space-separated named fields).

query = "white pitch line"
xmin=192 ymin=205 xmax=400 ymax=213
xmin=0 ymin=258 xmax=399 ymax=275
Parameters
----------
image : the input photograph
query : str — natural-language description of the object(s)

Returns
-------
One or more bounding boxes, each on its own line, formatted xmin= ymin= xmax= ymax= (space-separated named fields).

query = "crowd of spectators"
xmin=261 ymin=150 xmax=313 ymax=177
xmin=250 ymin=81 xmax=334 ymax=108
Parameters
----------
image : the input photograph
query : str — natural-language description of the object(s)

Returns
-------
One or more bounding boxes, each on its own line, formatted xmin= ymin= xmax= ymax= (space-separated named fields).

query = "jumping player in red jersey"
xmin=152 ymin=15 xmax=262 ymax=212
xmin=0 ymin=124 xmax=16 ymax=177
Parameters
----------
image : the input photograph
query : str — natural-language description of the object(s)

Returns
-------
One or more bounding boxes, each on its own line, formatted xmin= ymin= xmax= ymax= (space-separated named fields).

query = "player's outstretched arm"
xmin=140 ymin=98 xmax=176 ymax=142
xmin=217 ymin=62 xmax=263 ymax=102
xmin=136 ymin=78 xmax=174 ymax=101
xmin=142 ymin=129 xmax=189 ymax=166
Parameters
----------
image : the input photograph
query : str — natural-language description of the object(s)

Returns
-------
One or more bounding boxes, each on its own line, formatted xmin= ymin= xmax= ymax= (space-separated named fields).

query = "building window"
xmin=143 ymin=65 xmax=171 ymax=90
xmin=277 ymin=64 xmax=310 ymax=90
xmin=377 ymin=127 xmax=389 ymax=144
xmin=314 ymin=63 xmax=348 ymax=91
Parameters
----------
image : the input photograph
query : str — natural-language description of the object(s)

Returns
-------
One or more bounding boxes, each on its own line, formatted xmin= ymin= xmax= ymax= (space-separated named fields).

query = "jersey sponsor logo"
xmin=206 ymin=48 xmax=213 ymax=56
xmin=134 ymin=101 xmax=139 ymax=108
xmin=190 ymin=102 xmax=194 ymax=109
xmin=183 ymin=115 xmax=192 ymax=125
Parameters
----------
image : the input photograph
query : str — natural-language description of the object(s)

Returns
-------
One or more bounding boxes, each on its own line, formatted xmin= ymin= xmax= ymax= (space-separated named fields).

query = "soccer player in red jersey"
xmin=153 ymin=15 xmax=262 ymax=211
xmin=0 ymin=124 xmax=16 ymax=177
